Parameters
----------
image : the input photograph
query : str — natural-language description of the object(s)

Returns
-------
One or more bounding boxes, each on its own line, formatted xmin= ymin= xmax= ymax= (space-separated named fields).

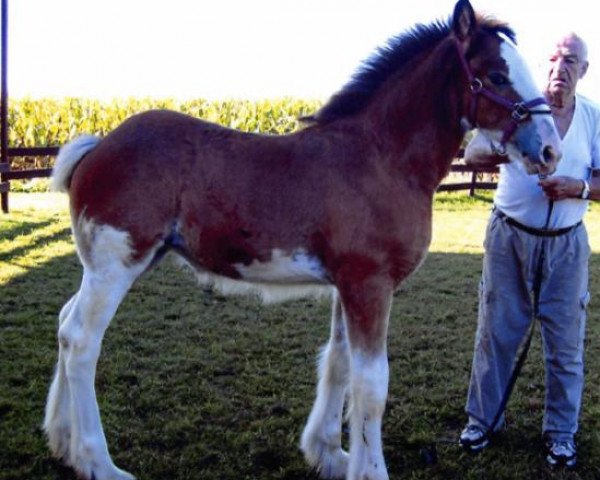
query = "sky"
xmin=8 ymin=0 xmax=600 ymax=102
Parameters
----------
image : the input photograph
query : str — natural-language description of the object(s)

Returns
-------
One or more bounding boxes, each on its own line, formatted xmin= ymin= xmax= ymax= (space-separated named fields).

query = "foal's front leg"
xmin=341 ymin=280 xmax=392 ymax=480
xmin=301 ymin=292 xmax=350 ymax=478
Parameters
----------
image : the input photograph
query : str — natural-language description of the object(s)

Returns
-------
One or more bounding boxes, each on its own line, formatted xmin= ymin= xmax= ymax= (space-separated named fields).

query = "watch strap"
xmin=581 ymin=180 xmax=590 ymax=199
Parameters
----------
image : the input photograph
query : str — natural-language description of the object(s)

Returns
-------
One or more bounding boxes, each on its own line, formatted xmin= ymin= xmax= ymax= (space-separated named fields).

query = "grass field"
xmin=3 ymin=192 xmax=600 ymax=479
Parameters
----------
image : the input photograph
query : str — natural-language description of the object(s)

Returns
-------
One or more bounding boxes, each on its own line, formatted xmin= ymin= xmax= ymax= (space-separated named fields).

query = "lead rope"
xmin=421 ymin=192 xmax=555 ymax=465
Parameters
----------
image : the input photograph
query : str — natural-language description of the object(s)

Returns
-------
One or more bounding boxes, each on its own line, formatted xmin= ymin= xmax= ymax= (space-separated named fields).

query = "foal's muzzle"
xmin=512 ymin=121 xmax=561 ymax=176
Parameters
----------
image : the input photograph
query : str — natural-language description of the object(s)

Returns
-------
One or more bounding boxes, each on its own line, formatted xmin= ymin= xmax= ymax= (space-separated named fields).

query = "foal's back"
xmin=68 ymin=109 xmax=410 ymax=279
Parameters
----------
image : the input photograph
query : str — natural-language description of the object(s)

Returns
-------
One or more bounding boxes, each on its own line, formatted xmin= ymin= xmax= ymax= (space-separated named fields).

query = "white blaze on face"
xmin=497 ymin=33 xmax=562 ymax=164
xmin=498 ymin=33 xmax=541 ymax=102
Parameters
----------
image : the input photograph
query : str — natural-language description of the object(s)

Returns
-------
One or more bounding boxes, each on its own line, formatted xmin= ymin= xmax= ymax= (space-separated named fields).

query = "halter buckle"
xmin=470 ymin=78 xmax=483 ymax=93
xmin=511 ymin=103 xmax=530 ymax=122
xmin=490 ymin=141 xmax=508 ymax=157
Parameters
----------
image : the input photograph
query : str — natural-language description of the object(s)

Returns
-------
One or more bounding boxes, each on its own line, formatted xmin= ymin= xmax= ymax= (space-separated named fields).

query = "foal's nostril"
xmin=542 ymin=146 xmax=555 ymax=164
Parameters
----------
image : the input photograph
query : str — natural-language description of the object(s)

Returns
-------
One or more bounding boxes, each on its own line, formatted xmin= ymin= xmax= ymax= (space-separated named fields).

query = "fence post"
xmin=0 ymin=0 xmax=8 ymax=213
xmin=469 ymin=170 xmax=477 ymax=197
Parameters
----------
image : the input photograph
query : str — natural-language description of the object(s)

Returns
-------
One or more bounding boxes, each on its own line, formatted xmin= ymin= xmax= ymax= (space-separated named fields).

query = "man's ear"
xmin=452 ymin=0 xmax=477 ymax=42
xmin=580 ymin=60 xmax=589 ymax=79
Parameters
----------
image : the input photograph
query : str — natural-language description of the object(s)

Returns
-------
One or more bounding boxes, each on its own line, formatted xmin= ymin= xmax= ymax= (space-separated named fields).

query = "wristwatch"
xmin=580 ymin=180 xmax=590 ymax=199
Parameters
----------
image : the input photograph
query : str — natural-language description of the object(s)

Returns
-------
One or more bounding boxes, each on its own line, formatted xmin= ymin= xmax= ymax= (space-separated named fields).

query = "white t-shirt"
xmin=494 ymin=94 xmax=600 ymax=229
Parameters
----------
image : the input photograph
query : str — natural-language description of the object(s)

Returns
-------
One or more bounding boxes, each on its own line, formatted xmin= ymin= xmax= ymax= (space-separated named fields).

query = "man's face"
xmin=547 ymin=36 xmax=588 ymax=99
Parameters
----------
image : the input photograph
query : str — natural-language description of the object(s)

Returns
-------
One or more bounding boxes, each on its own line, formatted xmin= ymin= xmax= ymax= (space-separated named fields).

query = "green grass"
xmin=2 ymin=192 xmax=600 ymax=479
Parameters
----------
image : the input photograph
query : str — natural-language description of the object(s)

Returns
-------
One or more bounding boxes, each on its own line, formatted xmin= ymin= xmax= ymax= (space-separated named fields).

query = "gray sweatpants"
xmin=465 ymin=211 xmax=590 ymax=441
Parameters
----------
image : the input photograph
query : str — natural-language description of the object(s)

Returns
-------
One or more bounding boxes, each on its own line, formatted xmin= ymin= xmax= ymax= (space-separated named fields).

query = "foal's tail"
xmin=51 ymin=135 xmax=101 ymax=192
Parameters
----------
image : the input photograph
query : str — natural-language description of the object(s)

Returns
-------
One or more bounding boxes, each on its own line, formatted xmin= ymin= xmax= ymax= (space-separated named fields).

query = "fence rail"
xmin=4 ymin=147 xmax=57 ymax=180
xmin=0 ymin=0 xmax=500 ymax=212
xmin=0 ymin=146 xmax=499 ymax=213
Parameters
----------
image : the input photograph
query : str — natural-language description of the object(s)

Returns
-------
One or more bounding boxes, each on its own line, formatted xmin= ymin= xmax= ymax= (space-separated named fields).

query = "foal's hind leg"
xmin=301 ymin=292 xmax=350 ymax=479
xmin=45 ymin=223 xmax=152 ymax=480
xmin=44 ymin=293 xmax=79 ymax=459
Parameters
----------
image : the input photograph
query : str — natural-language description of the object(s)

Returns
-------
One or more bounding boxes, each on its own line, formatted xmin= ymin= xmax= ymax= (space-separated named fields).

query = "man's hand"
xmin=538 ymin=176 xmax=584 ymax=200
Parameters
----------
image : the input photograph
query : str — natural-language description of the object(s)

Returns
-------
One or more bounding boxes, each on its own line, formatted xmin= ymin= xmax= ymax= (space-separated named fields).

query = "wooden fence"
xmin=0 ymin=148 xmax=499 ymax=213
xmin=1 ymin=147 xmax=57 ymax=212
xmin=443 ymin=162 xmax=499 ymax=194
xmin=0 ymin=0 xmax=499 ymax=213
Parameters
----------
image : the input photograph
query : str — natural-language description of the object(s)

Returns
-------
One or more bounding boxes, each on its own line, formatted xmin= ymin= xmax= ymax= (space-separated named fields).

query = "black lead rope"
xmin=482 ymin=196 xmax=555 ymax=442
xmin=421 ymin=198 xmax=555 ymax=465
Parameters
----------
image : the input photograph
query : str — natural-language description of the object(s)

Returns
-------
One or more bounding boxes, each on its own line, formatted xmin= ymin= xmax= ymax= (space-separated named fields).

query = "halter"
xmin=455 ymin=39 xmax=552 ymax=155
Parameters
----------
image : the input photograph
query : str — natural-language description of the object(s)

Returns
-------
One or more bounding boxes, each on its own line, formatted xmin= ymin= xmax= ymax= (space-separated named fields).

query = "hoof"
xmin=44 ymin=422 xmax=71 ymax=461
xmin=75 ymin=464 xmax=136 ymax=480
xmin=301 ymin=436 xmax=348 ymax=479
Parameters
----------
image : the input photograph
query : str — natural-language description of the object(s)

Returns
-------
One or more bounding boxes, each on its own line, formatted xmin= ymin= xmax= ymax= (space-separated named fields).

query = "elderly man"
xmin=459 ymin=32 xmax=600 ymax=468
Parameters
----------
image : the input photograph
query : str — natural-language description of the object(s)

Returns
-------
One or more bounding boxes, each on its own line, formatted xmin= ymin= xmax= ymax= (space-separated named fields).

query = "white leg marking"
xmin=347 ymin=351 xmax=389 ymax=480
xmin=301 ymin=293 xmax=350 ymax=479
xmin=59 ymin=293 xmax=79 ymax=325
xmin=45 ymin=220 xmax=150 ymax=480
xmin=44 ymin=293 xmax=79 ymax=459
xmin=60 ymin=270 xmax=136 ymax=480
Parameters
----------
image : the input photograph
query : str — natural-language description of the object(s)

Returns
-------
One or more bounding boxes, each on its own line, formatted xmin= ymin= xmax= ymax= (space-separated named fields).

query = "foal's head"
xmin=307 ymin=0 xmax=560 ymax=176
xmin=453 ymin=0 xmax=561 ymax=175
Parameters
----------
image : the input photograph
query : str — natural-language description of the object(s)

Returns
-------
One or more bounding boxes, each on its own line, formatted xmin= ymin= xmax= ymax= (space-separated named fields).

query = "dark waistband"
xmin=493 ymin=208 xmax=582 ymax=237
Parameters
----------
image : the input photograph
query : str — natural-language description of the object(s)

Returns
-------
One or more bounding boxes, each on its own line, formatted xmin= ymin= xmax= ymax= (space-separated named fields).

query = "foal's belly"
xmin=179 ymin=248 xmax=333 ymax=304
xmin=232 ymin=248 xmax=330 ymax=284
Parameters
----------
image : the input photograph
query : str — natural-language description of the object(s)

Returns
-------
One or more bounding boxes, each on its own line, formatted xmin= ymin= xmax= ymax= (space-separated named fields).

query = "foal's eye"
xmin=488 ymin=72 xmax=510 ymax=86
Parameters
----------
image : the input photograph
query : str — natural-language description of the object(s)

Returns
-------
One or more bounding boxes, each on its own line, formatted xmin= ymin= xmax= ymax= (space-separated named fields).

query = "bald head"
xmin=546 ymin=32 xmax=589 ymax=107
xmin=556 ymin=32 xmax=588 ymax=63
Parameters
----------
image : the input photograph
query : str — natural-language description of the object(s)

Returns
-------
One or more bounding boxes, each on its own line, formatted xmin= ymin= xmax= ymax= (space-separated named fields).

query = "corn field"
xmin=7 ymin=97 xmax=322 ymax=170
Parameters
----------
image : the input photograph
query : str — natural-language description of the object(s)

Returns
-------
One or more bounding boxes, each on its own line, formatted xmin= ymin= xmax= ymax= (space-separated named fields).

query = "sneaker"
xmin=545 ymin=439 xmax=576 ymax=468
xmin=459 ymin=424 xmax=489 ymax=452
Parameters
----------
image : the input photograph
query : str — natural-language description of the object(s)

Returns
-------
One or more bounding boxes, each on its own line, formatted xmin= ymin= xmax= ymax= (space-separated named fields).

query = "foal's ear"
xmin=452 ymin=0 xmax=476 ymax=41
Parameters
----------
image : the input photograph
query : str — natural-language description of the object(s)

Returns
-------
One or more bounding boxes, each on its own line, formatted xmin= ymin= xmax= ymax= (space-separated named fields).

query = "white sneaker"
xmin=546 ymin=440 xmax=576 ymax=468
xmin=459 ymin=424 xmax=489 ymax=452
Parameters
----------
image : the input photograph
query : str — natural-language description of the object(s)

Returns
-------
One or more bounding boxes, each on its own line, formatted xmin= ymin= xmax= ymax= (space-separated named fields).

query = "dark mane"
xmin=307 ymin=15 xmax=516 ymax=125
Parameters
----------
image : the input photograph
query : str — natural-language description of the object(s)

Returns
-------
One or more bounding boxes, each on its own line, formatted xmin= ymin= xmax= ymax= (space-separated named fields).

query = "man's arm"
xmin=588 ymin=169 xmax=600 ymax=200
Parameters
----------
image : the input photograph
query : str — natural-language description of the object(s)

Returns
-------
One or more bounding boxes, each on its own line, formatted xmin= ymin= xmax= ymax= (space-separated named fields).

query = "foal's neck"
xmin=365 ymin=38 xmax=466 ymax=192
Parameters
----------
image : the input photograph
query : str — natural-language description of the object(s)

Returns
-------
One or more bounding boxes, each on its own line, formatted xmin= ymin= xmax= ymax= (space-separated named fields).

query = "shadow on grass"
xmin=0 ymin=226 xmax=72 ymax=263
xmin=0 ymin=218 xmax=57 ymax=242
xmin=2 ymin=249 xmax=600 ymax=480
